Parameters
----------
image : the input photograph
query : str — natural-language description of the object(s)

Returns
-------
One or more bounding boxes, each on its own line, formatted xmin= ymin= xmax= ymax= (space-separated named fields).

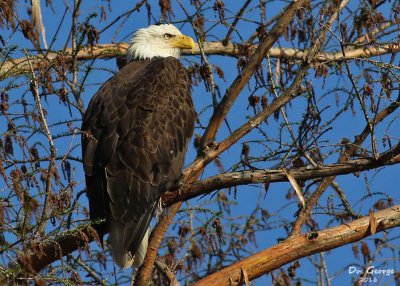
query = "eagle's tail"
xmin=110 ymin=220 xmax=150 ymax=268
xmin=132 ymin=227 xmax=150 ymax=268
xmin=110 ymin=200 xmax=158 ymax=269
xmin=110 ymin=219 xmax=132 ymax=268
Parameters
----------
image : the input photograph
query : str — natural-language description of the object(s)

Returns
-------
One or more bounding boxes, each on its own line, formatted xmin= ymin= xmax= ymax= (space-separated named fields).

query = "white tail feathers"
xmin=110 ymin=219 xmax=151 ymax=269
xmin=132 ymin=227 xmax=150 ymax=268
xmin=110 ymin=219 xmax=132 ymax=268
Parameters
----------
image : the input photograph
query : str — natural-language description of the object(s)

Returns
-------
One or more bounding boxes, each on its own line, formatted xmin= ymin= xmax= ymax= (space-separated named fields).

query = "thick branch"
xmin=192 ymin=206 xmax=400 ymax=286
xmin=2 ymin=42 xmax=400 ymax=79
xmin=0 ymin=44 xmax=123 ymax=79
xmin=18 ymin=226 xmax=99 ymax=273
xmin=164 ymin=143 xmax=400 ymax=205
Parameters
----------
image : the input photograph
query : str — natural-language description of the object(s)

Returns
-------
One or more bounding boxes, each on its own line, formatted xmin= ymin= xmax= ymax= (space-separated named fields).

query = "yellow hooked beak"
xmin=171 ymin=34 xmax=196 ymax=50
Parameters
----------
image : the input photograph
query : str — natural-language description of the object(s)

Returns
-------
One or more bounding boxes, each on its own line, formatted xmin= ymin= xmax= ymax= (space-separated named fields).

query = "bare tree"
xmin=0 ymin=1 xmax=399 ymax=285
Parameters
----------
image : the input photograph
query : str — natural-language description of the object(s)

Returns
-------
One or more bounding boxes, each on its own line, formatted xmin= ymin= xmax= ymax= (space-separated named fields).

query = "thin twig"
xmin=26 ymin=55 xmax=57 ymax=235
xmin=177 ymin=0 xmax=217 ymax=105
xmin=69 ymin=0 xmax=85 ymax=115
xmin=223 ymin=0 xmax=253 ymax=45
xmin=330 ymin=181 xmax=360 ymax=219
xmin=340 ymin=48 xmax=379 ymax=160
xmin=354 ymin=233 xmax=388 ymax=286
xmin=319 ymin=252 xmax=331 ymax=286
xmin=76 ymin=258 xmax=108 ymax=286
xmin=99 ymin=0 xmax=147 ymax=34
xmin=154 ymin=259 xmax=181 ymax=286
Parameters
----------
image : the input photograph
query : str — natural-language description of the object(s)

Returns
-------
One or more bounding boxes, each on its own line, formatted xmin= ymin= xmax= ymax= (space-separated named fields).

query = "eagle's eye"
xmin=164 ymin=33 xmax=173 ymax=39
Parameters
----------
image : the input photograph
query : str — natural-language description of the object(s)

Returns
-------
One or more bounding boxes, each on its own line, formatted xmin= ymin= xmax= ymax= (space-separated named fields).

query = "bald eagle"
xmin=81 ymin=24 xmax=196 ymax=268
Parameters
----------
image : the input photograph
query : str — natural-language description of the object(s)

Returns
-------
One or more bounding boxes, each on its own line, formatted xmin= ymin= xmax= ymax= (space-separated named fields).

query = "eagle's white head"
xmin=127 ymin=24 xmax=195 ymax=61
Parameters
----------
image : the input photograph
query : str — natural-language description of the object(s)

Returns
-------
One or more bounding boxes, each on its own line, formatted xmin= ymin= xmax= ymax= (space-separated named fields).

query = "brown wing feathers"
xmin=82 ymin=57 xmax=195 ymax=267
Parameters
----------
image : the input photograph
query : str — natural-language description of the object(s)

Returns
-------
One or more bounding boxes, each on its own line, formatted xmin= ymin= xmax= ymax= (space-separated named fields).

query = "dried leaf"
xmin=282 ymin=167 xmax=305 ymax=207
xmin=275 ymin=57 xmax=281 ymax=83
xmin=361 ymin=241 xmax=371 ymax=263
xmin=31 ymin=0 xmax=47 ymax=48
xmin=159 ymin=0 xmax=173 ymax=19
xmin=352 ymin=243 xmax=359 ymax=259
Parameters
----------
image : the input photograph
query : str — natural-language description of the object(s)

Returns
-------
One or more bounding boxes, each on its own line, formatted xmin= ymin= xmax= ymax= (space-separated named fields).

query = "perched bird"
xmin=81 ymin=24 xmax=196 ymax=268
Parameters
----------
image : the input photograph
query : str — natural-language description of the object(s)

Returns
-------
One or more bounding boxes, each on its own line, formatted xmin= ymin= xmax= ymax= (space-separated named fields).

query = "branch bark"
xmin=164 ymin=143 xmax=400 ymax=205
xmin=18 ymin=226 xmax=99 ymax=273
xmin=3 ymin=41 xmax=399 ymax=79
xmin=192 ymin=206 xmax=400 ymax=286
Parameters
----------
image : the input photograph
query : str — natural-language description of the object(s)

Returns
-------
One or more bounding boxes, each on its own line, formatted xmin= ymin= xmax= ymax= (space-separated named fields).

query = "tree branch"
xmin=2 ymin=41 xmax=400 ymax=79
xmin=17 ymin=225 xmax=99 ymax=274
xmin=27 ymin=57 xmax=57 ymax=236
xmin=164 ymin=143 xmax=400 ymax=205
xmin=154 ymin=257 xmax=180 ymax=286
xmin=192 ymin=205 xmax=400 ymax=286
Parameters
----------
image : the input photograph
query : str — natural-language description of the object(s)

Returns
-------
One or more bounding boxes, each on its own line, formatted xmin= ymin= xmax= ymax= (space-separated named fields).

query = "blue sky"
xmin=1 ymin=0 xmax=399 ymax=285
